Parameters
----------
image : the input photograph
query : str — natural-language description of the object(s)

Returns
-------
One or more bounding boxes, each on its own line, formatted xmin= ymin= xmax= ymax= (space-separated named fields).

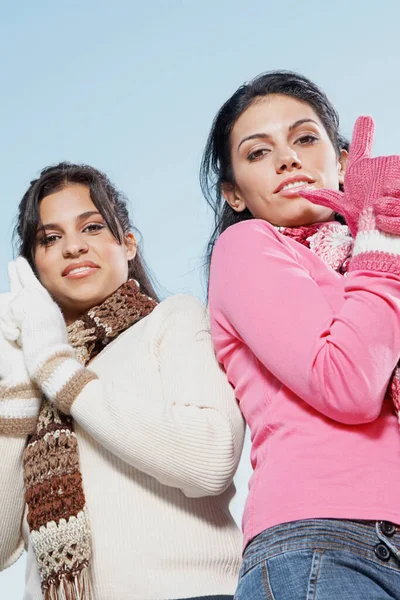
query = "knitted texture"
xmin=0 ymin=293 xmax=41 ymax=436
xmin=350 ymin=207 xmax=400 ymax=275
xmin=67 ymin=278 xmax=158 ymax=365
xmin=278 ymin=221 xmax=353 ymax=274
xmin=20 ymin=278 xmax=158 ymax=599
xmin=299 ymin=116 xmax=400 ymax=276
xmin=279 ymin=221 xmax=400 ymax=425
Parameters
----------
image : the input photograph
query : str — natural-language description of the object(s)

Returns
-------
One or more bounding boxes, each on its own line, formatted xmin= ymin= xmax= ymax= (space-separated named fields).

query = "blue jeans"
xmin=178 ymin=597 xmax=233 ymax=599
xmin=177 ymin=596 xmax=233 ymax=599
xmin=235 ymin=519 xmax=400 ymax=599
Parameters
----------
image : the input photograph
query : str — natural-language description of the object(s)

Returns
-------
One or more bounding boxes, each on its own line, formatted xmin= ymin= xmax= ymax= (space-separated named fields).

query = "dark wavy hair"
xmin=14 ymin=161 xmax=159 ymax=300
xmin=200 ymin=70 xmax=349 ymax=286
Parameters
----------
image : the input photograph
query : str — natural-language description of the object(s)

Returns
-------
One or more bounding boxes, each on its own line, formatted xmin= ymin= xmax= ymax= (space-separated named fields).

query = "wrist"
xmin=34 ymin=353 xmax=98 ymax=415
xmin=350 ymin=223 xmax=400 ymax=275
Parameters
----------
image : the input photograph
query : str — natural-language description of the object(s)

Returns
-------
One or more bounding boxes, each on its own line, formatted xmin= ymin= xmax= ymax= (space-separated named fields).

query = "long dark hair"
xmin=14 ymin=161 xmax=159 ymax=300
xmin=200 ymin=70 xmax=349 ymax=284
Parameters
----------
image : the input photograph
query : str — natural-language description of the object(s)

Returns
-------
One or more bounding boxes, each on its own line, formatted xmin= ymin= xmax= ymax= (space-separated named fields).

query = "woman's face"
xmin=34 ymin=183 xmax=136 ymax=324
xmin=224 ymin=94 xmax=347 ymax=227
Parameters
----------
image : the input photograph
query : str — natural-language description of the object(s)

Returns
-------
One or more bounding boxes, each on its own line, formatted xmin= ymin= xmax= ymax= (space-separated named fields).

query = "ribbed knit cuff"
xmin=350 ymin=227 xmax=400 ymax=276
xmin=0 ymin=383 xmax=41 ymax=435
xmin=35 ymin=356 xmax=98 ymax=415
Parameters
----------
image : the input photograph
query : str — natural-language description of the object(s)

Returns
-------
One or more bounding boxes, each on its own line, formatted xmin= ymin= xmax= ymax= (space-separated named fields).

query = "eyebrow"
xmin=37 ymin=211 xmax=102 ymax=233
xmin=237 ymin=118 xmax=319 ymax=151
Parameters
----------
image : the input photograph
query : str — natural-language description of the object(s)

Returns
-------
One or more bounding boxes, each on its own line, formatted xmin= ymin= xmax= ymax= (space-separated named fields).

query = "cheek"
xmin=33 ymin=250 xmax=58 ymax=286
xmin=235 ymin=163 xmax=272 ymax=198
xmin=101 ymin=243 xmax=130 ymax=276
xmin=316 ymin=148 xmax=341 ymax=184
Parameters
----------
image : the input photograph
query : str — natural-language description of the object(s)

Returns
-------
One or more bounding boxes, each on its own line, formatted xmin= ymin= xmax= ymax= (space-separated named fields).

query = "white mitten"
xmin=1 ymin=258 xmax=97 ymax=414
xmin=0 ymin=291 xmax=41 ymax=435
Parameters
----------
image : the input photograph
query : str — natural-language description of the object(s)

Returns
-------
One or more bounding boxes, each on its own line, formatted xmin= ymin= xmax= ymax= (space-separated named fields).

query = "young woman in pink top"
xmin=201 ymin=70 xmax=400 ymax=599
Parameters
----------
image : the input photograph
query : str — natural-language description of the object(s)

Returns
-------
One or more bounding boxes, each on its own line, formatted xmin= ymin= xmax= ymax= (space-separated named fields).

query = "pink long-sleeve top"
xmin=209 ymin=218 xmax=400 ymax=549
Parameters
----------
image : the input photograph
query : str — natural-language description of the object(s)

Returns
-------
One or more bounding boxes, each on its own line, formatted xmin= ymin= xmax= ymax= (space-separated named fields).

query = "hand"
xmin=0 ymin=292 xmax=41 ymax=435
xmin=1 ymin=257 xmax=97 ymax=414
xmin=1 ymin=257 xmax=73 ymax=381
xmin=299 ymin=116 xmax=400 ymax=237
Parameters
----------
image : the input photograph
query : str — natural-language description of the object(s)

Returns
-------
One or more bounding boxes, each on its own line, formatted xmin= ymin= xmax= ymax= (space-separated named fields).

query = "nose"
xmin=275 ymin=146 xmax=302 ymax=174
xmin=62 ymin=234 xmax=89 ymax=258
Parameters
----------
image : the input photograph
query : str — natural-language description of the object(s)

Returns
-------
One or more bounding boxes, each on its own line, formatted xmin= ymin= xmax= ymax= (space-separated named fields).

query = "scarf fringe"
xmin=43 ymin=569 xmax=93 ymax=600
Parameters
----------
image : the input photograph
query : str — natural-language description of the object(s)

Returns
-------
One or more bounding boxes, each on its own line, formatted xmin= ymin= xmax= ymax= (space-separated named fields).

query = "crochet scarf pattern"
xmin=279 ymin=220 xmax=400 ymax=422
xmin=22 ymin=279 xmax=158 ymax=600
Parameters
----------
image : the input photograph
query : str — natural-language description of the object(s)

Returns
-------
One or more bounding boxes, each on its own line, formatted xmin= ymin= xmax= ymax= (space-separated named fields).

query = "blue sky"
xmin=1 ymin=0 xmax=400 ymax=596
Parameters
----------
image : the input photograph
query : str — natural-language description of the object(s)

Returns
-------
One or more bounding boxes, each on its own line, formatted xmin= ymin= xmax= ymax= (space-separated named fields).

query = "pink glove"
xmin=300 ymin=116 xmax=400 ymax=237
xmin=300 ymin=116 xmax=400 ymax=275
xmin=373 ymin=183 xmax=400 ymax=235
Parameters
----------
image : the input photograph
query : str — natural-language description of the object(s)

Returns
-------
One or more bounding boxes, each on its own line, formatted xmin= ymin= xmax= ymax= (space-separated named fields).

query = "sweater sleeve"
xmin=0 ymin=435 xmax=25 ymax=571
xmin=209 ymin=220 xmax=400 ymax=425
xmin=70 ymin=295 xmax=245 ymax=498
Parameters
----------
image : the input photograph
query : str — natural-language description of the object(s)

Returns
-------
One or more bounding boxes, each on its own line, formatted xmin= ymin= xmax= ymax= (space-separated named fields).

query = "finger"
xmin=299 ymin=188 xmax=344 ymax=212
xmin=382 ymin=180 xmax=400 ymax=200
xmin=374 ymin=193 xmax=400 ymax=235
xmin=0 ymin=315 xmax=20 ymax=342
xmin=15 ymin=257 xmax=45 ymax=292
xmin=374 ymin=195 xmax=400 ymax=215
xmin=0 ymin=293 xmax=14 ymax=310
xmin=0 ymin=303 xmax=20 ymax=342
xmin=375 ymin=213 xmax=400 ymax=236
xmin=348 ymin=116 xmax=375 ymax=166
xmin=7 ymin=261 xmax=23 ymax=294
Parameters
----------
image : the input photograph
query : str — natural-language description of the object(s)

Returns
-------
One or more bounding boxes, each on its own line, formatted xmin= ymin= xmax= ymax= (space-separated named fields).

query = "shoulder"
xmin=210 ymin=219 xmax=301 ymax=283
xmin=146 ymin=295 xmax=209 ymax=340
xmin=215 ymin=218 xmax=280 ymax=248
xmin=155 ymin=294 xmax=206 ymax=319
xmin=212 ymin=219 xmax=297 ymax=267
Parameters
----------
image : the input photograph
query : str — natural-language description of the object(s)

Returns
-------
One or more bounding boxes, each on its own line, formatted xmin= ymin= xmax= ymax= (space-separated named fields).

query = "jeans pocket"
xmin=235 ymin=560 xmax=275 ymax=600
xmin=265 ymin=550 xmax=316 ymax=600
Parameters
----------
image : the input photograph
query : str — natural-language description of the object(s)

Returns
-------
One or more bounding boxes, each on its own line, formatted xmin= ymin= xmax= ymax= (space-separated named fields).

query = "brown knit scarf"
xmin=22 ymin=279 xmax=158 ymax=599
xmin=279 ymin=221 xmax=400 ymax=422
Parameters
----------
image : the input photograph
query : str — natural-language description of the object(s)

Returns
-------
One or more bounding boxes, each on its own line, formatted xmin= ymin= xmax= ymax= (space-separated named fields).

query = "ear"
xmin=337 ymin=149 xmax=348 ymax=186
xmin=124 ymin=233 xmax=137 ymax=261
xmin=222 ymin=182 xmax=247 ymax=213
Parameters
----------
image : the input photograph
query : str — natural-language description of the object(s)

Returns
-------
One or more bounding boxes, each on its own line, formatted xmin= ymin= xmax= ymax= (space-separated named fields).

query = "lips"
xmin=274 ymin=175 xmax=315 ymax=194
xmin=62 ymin=261 xmax=100 ymax=277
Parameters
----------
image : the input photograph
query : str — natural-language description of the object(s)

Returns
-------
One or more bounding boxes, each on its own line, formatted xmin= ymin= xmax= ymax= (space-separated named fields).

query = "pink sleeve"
xmin=209 ymin=220 xmax=400 ymax=425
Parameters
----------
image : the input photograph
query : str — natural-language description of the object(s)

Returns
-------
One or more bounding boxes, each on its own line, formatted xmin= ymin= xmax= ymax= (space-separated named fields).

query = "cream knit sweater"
xmin=0 ymin=295 xmax=245 ymax=599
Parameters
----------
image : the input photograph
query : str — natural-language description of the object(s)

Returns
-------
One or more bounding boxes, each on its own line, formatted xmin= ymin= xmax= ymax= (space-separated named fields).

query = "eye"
xmin=295 ymin=134 xmax=318 ymax=145
xmin=38 ymin=234 xmax=60 ymax=247
xmin=247 ymin=148 xmax=270 ymax=162
xmin=83 ymin=223 xmax=105 ymax=233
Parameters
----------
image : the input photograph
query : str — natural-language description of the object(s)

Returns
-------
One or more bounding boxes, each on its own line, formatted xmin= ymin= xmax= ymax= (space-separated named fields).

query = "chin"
xmin=57 ymin=290 xmax=104 ymax=317
xmin=282 ymin=202 xmax=333 ymax=227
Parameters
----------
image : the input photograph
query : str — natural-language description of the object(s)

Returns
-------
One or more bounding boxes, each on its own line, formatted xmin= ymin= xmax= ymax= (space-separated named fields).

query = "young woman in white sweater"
xmin=0 ymin=162 xmax=245 ymax=600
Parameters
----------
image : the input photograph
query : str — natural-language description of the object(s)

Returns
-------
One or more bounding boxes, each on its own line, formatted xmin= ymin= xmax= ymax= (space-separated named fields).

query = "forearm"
xmin=71 ymin=377 xmax=243 ymax=497
xmin=20 ymin=293 xmax=245 ymax=496
xmin=210 ymin=221 xmax=400 ymax=424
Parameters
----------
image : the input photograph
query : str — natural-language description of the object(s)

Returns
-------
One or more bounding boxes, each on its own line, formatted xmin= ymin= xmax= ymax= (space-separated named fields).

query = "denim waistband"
xmin=240 ymin=519 xmax=400 ymax=578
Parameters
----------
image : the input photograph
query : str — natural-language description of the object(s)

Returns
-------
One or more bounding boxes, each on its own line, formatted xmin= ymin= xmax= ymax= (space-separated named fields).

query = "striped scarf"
xmin=23 ymin=279 xmax=158 ymax=599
